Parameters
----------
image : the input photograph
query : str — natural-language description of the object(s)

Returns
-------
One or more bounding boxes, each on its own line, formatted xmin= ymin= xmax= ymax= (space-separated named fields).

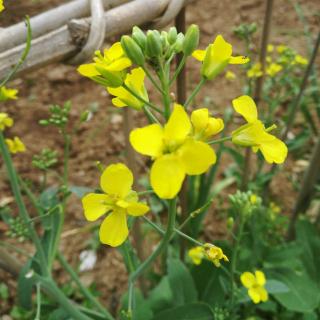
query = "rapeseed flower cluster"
xmin=188 ymin=244 xmax=229 ymax=267
xmin=241 ymin=270 xmax=268 ymax=304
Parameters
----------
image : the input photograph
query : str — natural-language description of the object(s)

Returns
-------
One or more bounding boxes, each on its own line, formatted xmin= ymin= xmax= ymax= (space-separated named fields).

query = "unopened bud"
xmin=183 ymin=24 xmax=200 ymax=56
xmin=121 ymin=35 xmax=145 ymax=66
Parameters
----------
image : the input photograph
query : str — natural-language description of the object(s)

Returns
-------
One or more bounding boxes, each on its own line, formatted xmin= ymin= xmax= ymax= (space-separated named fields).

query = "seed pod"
xmin=168 ymin=27 xmax=178 ymax=45
xmin=146 ymin=30 xmax=162 ymax=58
xmin=183 ymin=24 xmax=200 ymax=56
xmin=121 ymin=35 xmax=145 ymax=66
xmin=132 ymin=26 xmax=147 ymax=50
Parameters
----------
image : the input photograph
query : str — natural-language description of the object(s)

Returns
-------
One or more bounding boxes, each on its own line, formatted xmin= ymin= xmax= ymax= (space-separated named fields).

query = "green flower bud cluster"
xmin=229 ymin=190 xmax=262 ymax=218
xmin=5 ymin=216 xmax=29 ymax=242
xmin=233 ymin=23 xmax=257 ymax=41
xmin=121 ymin=24 xmax=199 ymax=67
xmin=39 ymin=101 xmax=71 ymax=128
xmin=32 ymin=148 xmax=58 ymax=171
xmin=213 ymin=307 xmax=229 ymax=320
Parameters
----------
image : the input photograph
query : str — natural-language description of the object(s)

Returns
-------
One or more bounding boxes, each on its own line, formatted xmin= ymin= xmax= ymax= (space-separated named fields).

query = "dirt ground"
xmin=1 ymin=0 xmax=320 ymax=316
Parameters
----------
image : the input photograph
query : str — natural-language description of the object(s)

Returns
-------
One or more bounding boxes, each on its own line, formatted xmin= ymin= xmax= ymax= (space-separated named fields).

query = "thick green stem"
xmin=129 ymin=199 xmax=177 ymax=284
xmin=0 ymin=132 xmax=49 ymax=276
xmin=57 ymin=252 xmax=114 ymax=319
xmin=159 ymin=64 xmax=171 ymax=120
xmin=184 ymin=77 xmax=206 ymax=109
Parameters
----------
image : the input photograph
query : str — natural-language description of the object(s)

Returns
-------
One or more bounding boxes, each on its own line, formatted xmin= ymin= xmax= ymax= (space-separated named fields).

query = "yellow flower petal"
xmin=150 ymin=154 xmax=185 ymax=199
xmin=191 ymin=108 xmax=210 ymax=133
xmin=105 ymin=42 xmax=125 ymax=61
xmin=127 ymin=202 xmax=149 ymax=216
xmin=5 ymin=137 xmax=26 ymax=154
xmin=111 ymin=97 xmax=127 ymax=108
xmin=255 ymin=270 xmax=266 ymax=286
xmin=248 ymin=287 xmax=262 ymax=304
xmin=259 ymin=136 xmax=288 ymax=164
xmin=232 ymin=95 xmax=258 ymax=123
xmin=99 ymin=210 xmax=128 ymax=247
xmin=130 ymin=124 xmax=164 ymax=157
xmin=211 ymin=35 xmax=232 ymax=63
xmin=188 ymin=246 xmax=205 ymax=265
xmin=77 ymin=64 xmax=100 ymax=77
xmin=105 ymin=57 xmax=132 ymax=72
xmin=82 ymin=193 xmax=112 ymax=221
xmin=179 ymin=139 xmax=216 ymax=175
xmin=192 ymin=49 xmax=206 ymax=61
xmin=164 ymin=104 xmax=191 ymax=145
xmin=240 ymin=272 xmax=256 ymax=288
xmin=100 ymin=163 xmax=133 ymax=198
xmin=232 ymin=121 xmax=266 ymax=147
xmin=258 ymin=286 xmax=269 ymax=302
xmin=206 ymin=117 xmax=224 ymax=137
xmin=229 ymin=55 xmax=250 ymax=64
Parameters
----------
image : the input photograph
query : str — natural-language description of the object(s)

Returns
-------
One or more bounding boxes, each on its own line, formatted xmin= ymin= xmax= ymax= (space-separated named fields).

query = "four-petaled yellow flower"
xmin=241 ymin=270 xmax=268 ymax=304
xmin=247 ymin=63 xmax=263 ymax=78
xmin=130 ymin=104 xmax=223 ymax=199
xmin=78 ymin=42 xmax=132 ymax=88
xmin=188 ymin=244 xmax=228 ymax=267
xmin=192 ymin=35 xmax=249 ymax=80
xmin=0 ymin=86 xmax=18 ymax=102
xmin=204 ymin=243 xmax=229 ymax=267
xmin=107 ymin=68 xmax=148 ymax=110
xmin=0 ymin=113 xmax=13 ymax=131
xmin=294 ymin=54 xmax=308 ymax=65
xmin=82 ymin=163 xmax=149 ymax=247
xmin=5 ymin=137 xmax=26 ymax=154
xmin=232 ymin=95 xmax=288 ymax=164
xmin=266 ymin=63 xmax=282 ymax=77
xmin=188 ymin=246 xmax=205 ymax=265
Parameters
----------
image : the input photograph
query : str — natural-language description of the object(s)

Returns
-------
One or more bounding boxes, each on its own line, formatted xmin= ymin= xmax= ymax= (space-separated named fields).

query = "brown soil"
xmin=1 ymin=0 xmax=320 ymax=316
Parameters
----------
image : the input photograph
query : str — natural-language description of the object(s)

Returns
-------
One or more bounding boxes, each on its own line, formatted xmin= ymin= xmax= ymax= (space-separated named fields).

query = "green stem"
xmin=169 ymin=55 xmax=187 ymax=86
xmin=0 ymin=132 xmax=49 ymax=276
xmin=184 ymin=77 xmax=206 ymax=109
xmin=122 ymin=83 xmax=162 ymax=114
xmin=130 ymin=199 xmax=177 ymax=284
xmin=230 ymin=217 xmax=245 ymax=310
xmin=57 ymin=252 xmax=114 ymax=319
xmin=158 ymin=63 xmax=171 ymax=120
xmin=0 ymin=16 xmax=32 ymax=87
xmin=208 ymin=136 xmax=232 ymax=145
xmin=143 ymin=106 xmax=161 ymax=124
xmin=142 ymin=66 xmax=165 ymax=95
xmin=35 ymin=283 xmax=41 ymax=320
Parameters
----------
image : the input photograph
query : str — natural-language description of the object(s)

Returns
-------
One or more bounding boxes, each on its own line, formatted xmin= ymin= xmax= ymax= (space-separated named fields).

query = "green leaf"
xmin=152 ymin=303 xmax=214 ymax=320
xmin=269 ymin=268 xmax=320 ymax=313
xmin=147 ymin=276 xmax=173 ymax=313
xmin=17 ymin=260 xmax=35 ymax=310
xmin=167 ymin=258 xmax=197 ymax=306
xmin=265 ymin=279 xmax=289 ymax=294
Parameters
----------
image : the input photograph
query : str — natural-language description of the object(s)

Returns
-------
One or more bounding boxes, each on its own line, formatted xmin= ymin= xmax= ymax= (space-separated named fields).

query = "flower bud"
xmin=173 ymin=33 xmax=185 ymax=53
xmin=121 ymin=35 xmax=145 ymax=66
xmin=168 ymin=27 xmax=178 ymax=44
xmin=94 ymin=66 xmax=125 ymax=87
xmin=132 ymin=26 xmax=147 ymax=50
xmin=183 ymin=24 xmax=200 ymax=56
xmin=146 ymin=30 xmax=162 ymax=57
xmin=227 ymin=217 xmax=234 ymax=229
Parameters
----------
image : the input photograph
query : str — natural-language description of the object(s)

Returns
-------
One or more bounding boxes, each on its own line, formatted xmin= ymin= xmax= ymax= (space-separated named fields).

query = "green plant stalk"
xmin=129 ymin=199 xmax=177 ymax=284
xmin=35 ymin=283 xmax=41 ymax=320
xmin=230 ymin=216 xmax=245 ymax=310
xmin=38 ymin=276 xmax=92 ymax=320
xmin=143 ymin=106 xmax=160 ymax=124
xmin=208 ymin=136 xmax=232 ymax=145
xmin=0 ymin=16 xmax=32 ymax=86
xmin=122 ymin=83 xmax=162 ymax=114
xmin=142 ymin=65 xmax=165 ymax=94
xmin=184 ymin=77 xmax=206 ymax=109
xmin=158 ymin=62 xmax=171 ymax=120
xmin=0 ymin=132 xmax=49 ymax=276
xmin=169 ymin=55 xmax=187 ymax=86
xmin=57 ymin=252 xmax=114 ymax=319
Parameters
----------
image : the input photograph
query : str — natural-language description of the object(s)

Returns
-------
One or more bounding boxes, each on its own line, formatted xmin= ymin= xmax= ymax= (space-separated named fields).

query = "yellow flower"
xmin=240 ymin=270 xmax=268 ymax=304
xmin=225 ymin=71 xmax=236 ymax=81
xmin=270 ymin=202 xmax=280 ymax=214
xmin=294 ymin=54 xmax=308 ymax=65
xmin=266 ymin=63 xmax=282 ymax=77
xmin=192 ymin=35 xmax=249 ymax=80
xmin=0 ymin=0 xmax=4 ymax=12
xmin=277 ymin=45 xmax=288 ymax=53
xmin=107 ymin=68 xmax=148 ymax=110
xmin=247 ymin=63 xmax=263 ymax=78
xmin=0 ymin=86 xmax=18 ymax=102
xmin=267 ymin=44 xmax=274 ymax=53
xmin=0 ymin=113 xmax=13 ymax=131
xmin=5 ymin=137 xmax=26 ymax=154
xmin=204 ymin=244 xmax=229 ymax=267
xmin=77 ymin=42 xmax=131 ymax=87
xmin=188 ymin=246 xmax=205 ymax=265
xmin=82 ymin=163 xmax=149 ymax=247
xmin=250 ymin=194 xmax=257 ymax=204
xmin=231 ymin=95 xmax=288 ymax=164
xmin=130 ymin=104 xmax=220 ymax=199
